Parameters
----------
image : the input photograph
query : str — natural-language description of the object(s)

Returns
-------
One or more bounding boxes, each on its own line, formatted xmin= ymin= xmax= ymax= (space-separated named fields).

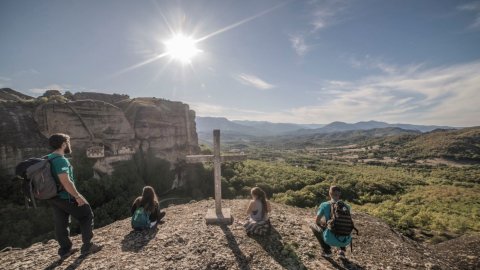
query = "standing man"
xmin=310 ymin=186 xmax=355 ymax=258
xmin=47 ymin=133 xmax=102 ymax=258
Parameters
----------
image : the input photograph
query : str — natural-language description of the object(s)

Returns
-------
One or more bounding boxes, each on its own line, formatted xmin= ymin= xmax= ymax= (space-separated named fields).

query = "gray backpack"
xmin=25 ymin=156 xmax=61 ymax=201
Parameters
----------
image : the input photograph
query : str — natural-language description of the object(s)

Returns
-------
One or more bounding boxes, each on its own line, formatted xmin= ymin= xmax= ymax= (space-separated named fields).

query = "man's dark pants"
xmin=311 ymin=224 xmax=346 ymax=254
xmin=49 ymin=197 xmax=94 ymax=255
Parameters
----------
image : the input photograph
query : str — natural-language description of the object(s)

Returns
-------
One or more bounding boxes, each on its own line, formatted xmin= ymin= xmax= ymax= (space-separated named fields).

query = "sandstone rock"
xmin=117 ymin=98 xmax=199 ymax=162
xmin=34 ymin=100 xmax=135 ymax=148
xmin=0 ymin=89 xmax=200 ymax=176
xmin=0 ymin=88 xmax=33 ymax=102
xmin=0 ymin=101 xmax=49 ymax=172
xmin=72 ymin=92 xmax=130 ymax=104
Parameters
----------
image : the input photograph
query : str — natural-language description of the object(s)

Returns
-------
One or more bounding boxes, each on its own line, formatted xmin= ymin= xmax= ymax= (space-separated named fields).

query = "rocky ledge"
xmin=1 ymin=200 xmax=478 ymax=270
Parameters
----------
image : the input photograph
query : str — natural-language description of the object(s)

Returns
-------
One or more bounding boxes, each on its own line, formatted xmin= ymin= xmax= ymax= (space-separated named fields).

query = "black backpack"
xmin=15 ymin=156 xmax=61 ymax=208
xmin=327 ymin=200 xmax=358 ymax=236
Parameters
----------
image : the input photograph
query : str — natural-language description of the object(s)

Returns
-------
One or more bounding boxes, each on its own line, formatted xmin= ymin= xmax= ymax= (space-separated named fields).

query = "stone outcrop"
xmin=0 ymin=101 xmax=49 ymax=173
xmin=72 ymin=92 xmax=130 ymax=104
xmin=117 ymin=98 xmax=199 ymax=161
xmin=0 ymin=89 xmax=199 ymax=176
xmin=1 ymin=199 xmax=473 ymax=270
xmin=34 ymin=100 xmax=136 ymax=153
xmin=0 ymin=88 xmax=33 ymax=102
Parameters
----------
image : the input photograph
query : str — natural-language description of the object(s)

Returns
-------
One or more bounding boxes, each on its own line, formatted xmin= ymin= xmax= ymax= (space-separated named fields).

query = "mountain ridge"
xmin=195 ymin=117 xmax=457 ymax=139
xmin=294 ymin=120 xmax=456 ymax=135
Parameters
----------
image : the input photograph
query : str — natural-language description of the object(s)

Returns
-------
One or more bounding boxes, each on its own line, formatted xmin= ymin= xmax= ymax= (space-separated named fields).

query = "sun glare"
xmin=164 ymin=34 xmax=201 ymax=64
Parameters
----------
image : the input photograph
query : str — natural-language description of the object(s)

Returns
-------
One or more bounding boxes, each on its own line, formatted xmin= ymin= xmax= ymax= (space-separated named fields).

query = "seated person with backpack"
xmin=131 ymin=186 xmax=166 ymax=230
xmin=244 ymin=187 xmax=272 ymax=236
xmin=310 ymin=186 xmax=358 ymax=258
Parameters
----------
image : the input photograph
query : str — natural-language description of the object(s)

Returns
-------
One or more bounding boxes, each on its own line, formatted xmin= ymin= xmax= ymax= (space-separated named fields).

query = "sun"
xmin=164 ymin=34 xmax=202 ymax=64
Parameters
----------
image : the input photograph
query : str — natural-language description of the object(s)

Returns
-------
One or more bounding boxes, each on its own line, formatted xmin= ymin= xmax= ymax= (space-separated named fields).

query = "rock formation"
xmin=0 ymin=88 xmax=199 ymax=176
xmin=117 ymin=98 xmax=199 ymax=161
xmin=0 ymin=100 xmax=49 ymax=173
xmin=0 ymin=88 xmax=33 ymax=102
xmin=34 ymin=100 xmax=136 ymax=153
xmin=72 ymin=92 xmax=130 ymax=104
xmin=1 ymin=199 xmax=476 ymax=270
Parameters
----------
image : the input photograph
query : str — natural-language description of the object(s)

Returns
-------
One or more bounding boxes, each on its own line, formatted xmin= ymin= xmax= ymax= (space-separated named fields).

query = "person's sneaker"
xmin=322 ymin=252 xmax=333 ymax=258
xmin=338 ymin=250 xmax=346 ymax=258
xmin=80 ymin=243 xmax=102 ymax=256
xmin=59 ymin=247 xmax=78 ymax=259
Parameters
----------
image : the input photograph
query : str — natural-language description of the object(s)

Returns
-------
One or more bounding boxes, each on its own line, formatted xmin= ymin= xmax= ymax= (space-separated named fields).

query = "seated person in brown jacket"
xmin=131 ymin=186 xmax=165 ymax=229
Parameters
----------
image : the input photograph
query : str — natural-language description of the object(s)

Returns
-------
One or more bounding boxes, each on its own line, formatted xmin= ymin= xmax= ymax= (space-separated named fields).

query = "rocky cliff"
xmin=117 ymin=98 xmax=198 ymax=161
xmin=1 ymin=200 xmax=477 ymax=270
xmin=0 ymin=88 xmax=199 ymax=175
xmin=0 ymin=101 xmax=49 ymax=173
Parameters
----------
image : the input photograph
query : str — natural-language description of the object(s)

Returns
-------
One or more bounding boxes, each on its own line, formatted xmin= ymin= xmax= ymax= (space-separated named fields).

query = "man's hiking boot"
xmin=338 ymin=250 xmax=346 ymax=258
xmin=322 ymin=252 xmax=333 ymax=258
xmin=59 ymin=247 xmax=78 ymax=259
xmin=80 ymin=243 xmax=102 ymax=257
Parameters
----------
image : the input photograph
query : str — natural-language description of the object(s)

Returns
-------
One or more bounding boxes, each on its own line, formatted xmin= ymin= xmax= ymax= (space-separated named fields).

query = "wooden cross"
xmin=186 ymin=129 xmax=246 ymax=224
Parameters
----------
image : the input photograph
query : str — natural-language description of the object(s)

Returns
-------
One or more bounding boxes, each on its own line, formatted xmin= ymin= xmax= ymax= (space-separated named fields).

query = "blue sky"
xmin=1 ymin=0 xmax=480 ymax=126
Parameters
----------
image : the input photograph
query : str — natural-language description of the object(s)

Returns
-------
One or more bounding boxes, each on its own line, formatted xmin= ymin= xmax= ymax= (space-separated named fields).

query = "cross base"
xmin=205 ymin=208 xmax=233 ymax=225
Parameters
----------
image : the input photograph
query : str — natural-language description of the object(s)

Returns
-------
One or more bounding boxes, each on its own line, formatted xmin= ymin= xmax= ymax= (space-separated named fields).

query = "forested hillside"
xmin=218 ymin=159 xmax=480 ymax=242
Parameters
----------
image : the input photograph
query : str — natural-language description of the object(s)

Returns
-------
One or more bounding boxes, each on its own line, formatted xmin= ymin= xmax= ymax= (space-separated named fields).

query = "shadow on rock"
xmin=339 ymin=257 xmax=365 ymax=270
xmin=121 ymin=227 xmax=159 ymax=252
xmin=43 ymin=258 xmax=64 ymax=270
xmin=43 ymin=253 xmax=86 ymax=270
xmin=251 ymin=226 xmax=307 ymax=270
xmin=63 ymin=256 xmax=86 ymax=270
xmin=323 ymin=257 xmax=365 ymax=270
xmin=221 ymin=225 xmax=251 ymax=270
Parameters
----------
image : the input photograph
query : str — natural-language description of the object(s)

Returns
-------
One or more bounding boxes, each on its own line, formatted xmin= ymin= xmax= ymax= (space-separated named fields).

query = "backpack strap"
xmin=329 ymin=201 xmax=335 ymax=222
xmin=46 ymin=155 xmax=63 ymax=194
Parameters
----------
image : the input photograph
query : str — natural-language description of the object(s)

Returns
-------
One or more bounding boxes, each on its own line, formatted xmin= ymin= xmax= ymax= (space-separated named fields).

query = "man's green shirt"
xmin=47 ymin=153 xmax=75 ymax=200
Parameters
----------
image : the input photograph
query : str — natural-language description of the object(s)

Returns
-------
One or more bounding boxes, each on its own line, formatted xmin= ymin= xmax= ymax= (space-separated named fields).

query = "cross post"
xmin=186 ymin=129 xmax=247 ymax=225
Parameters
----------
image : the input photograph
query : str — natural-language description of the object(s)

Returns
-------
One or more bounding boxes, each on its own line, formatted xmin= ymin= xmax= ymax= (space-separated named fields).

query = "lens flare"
xmin=164 ymin=34 xmax=202 ymax=63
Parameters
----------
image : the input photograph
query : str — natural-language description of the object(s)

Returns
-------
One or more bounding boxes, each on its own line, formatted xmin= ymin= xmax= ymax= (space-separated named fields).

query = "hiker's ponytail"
xmin=139 ymin=186 xmax=159 ymax=213
xmin=251 ymin=187 xmax=268 ymax=218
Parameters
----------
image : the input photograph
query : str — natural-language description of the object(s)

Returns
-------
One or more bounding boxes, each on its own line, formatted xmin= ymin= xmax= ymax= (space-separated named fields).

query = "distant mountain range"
xmin=294 ymin=120 xmax=455 ymax=135
xmin=195 ymin=117 xmax=325 ymax=138
xmin=196 ymin=116 xmax=480 ymax=161
xmin=195 ymin=117 xmax=455 ymax=140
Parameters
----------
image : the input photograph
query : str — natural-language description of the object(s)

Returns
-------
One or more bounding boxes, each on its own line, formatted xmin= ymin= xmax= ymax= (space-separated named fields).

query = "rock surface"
xmin=117 ymin=98 xmax=199 ymax=161
xmin=72 ymin=92 xmax=130 ymax=104
xmin=0 ymin=89 xmax=199 ymax=175
xmin=1 ymin=199 xmax=472 ymax=270
xmin=0 ymin=101 xmax=49 ymax=172
xmin=34 ymin=100 xmax=136 ymax=151
xmin=0 ymin=88 xmax=34 ymax=102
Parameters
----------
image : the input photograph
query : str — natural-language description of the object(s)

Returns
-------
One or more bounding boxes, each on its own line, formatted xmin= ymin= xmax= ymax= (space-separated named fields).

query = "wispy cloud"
xmin=195 ymin=61 xmax=480 ymax=126
xmin=289 ymin=0 xmax=348 ymax=56
xmin=234 ymin=73 xmax=275 ymax=90
xmin=345 ymin=53 xmax=427 ymax=77
xmin=188 ymin=101 xmax=265 ymax=118
xmin=290 ymin=35 xmax=309 ymax=56
xmin=28 ymin=84 xmax=69 ymax=95
xmin=458 ymin=1 xmax=480 ymax=29
xmin=289 ymin=60 xmax=480 ymax=126
xmin=0 ymin=76 xmax=12 ymax=88
xmin=12 ymin=69 xmax=40 ymax=77
xmin=349 ymin=55 xmax=399 ymax=74
xmin=309 ymin=1 xmax=345 ymax=33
